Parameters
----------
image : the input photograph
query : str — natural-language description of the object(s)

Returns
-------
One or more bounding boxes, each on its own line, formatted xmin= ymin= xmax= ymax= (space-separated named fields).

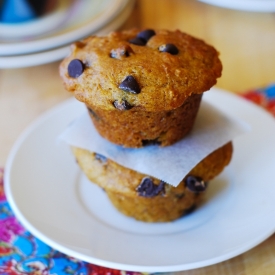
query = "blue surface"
xmin=0 ymin=0 xmax=36 ymax=23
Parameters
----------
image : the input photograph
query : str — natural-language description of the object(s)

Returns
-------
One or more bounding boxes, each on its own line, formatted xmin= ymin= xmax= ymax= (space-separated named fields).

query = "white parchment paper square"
xmin=59 ymin=100 xmax=249 ymax=186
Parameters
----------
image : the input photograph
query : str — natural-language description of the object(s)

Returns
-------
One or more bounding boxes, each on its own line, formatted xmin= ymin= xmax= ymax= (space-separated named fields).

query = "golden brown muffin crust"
xmin=60 ymin=29 xmax=222 ymax=111
xmin=72 ymin=142 xmax=232 ymax=222
xmin=87 ymin=93 xmax=202 ymax=147
xmin=72 ymin=142 xmax=233 ymax=196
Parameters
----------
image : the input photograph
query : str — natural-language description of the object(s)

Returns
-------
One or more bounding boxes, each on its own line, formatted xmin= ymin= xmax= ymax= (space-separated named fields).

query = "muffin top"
xmin=59 ymin=28 xmax=222 ymax=111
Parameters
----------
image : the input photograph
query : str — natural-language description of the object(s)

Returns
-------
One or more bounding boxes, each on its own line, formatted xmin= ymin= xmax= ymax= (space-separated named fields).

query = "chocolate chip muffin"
xmin=60 ymin=28 xmax=222 ymax=148
xmin=72 ymin=142 xmax=233 ymax=222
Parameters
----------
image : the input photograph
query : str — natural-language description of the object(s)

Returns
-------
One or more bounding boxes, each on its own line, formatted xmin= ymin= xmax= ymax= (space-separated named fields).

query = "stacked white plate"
xmin=0 ymin=0 xmax=135 ymax=68
xmin=198 ymin=0 xmax=275 ymax=12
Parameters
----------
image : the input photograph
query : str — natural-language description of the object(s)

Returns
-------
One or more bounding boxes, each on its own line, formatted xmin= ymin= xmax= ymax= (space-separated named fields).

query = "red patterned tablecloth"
xmin=0 ymin=84 xmax=274 ymax=274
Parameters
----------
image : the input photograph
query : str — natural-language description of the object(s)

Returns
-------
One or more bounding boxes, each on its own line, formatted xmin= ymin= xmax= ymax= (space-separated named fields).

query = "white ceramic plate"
xmin=5 ymin=88 xmax=275 ymax=272
xmin=0 ymin=0 xmax=71 ymax=39
xmin=0 ymin=0 xmax=130 ymax=56
xmin=0 ymin=1 xmax=134 ymax=69
xmin=198 ymin=0 xmax=275 ymax=12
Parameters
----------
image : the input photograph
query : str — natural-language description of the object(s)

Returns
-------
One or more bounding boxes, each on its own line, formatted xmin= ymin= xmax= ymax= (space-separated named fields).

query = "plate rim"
xmin=0 ymin=0 xmax=130 ymax=56
xmin=0 ymin=1 xmax=135 ymax=69
xmin=0 ymin=0 xmax=70 ymax=39
xmin=198 ymin=0 xmax=275 ymax=12
xmin=4 ymin=88 xmax=275 ymax=272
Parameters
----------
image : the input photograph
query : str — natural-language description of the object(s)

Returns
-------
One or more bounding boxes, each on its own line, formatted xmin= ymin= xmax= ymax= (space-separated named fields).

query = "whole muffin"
xmin=72 ymin=142 xmax=233 ymax=222
xmin=60 ymin=28 xmax=222 ymax=147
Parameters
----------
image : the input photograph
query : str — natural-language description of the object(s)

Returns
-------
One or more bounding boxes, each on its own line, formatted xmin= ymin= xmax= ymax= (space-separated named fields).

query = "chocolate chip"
xmin=113 ymin=99 xmax=133 ymax=110
xmin=110 ymin=49 xmax=129 ymax=59
xmin=185 ymin=176 xmax=207 ymax=193
xmin=142 ymin=139 xmax=161 ymax=146
xmin=159 ymin=44 xmax=179 ymax=55
xmin=110 ymin=46 xmax=132 ymax=59
xmin=136 ymin=178 xmax=165 ymax=198
xmin=129 ymin=37 xmax=146 ymax=46
xmin=68 ymin=59 xmax=84 ymax=78
xmin=137 ymin=29 xmax=156 ymax=42
xmin=95 ymin=153 xmax=107 ymax=163
xmin=119 ymin=75 xmax=140 ymax=94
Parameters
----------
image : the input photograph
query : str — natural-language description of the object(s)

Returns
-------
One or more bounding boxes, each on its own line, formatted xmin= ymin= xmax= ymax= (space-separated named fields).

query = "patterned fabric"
xmin=241 ymin=83 xmax=275 ymax=116
xmin=0 ymin=173 xmax=142 ymax=274
xmin=0 ymin=84 xmax=275 ymax=274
